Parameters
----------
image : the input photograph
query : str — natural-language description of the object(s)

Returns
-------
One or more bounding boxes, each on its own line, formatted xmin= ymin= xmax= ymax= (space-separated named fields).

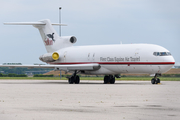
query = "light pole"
xmin=59 ymin=7 xmax=62 ymax=79
xmin=59 ymin=7 xmax=62 ymax=37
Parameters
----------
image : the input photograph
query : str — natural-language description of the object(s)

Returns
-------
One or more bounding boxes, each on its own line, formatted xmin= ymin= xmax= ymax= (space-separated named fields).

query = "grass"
xmin=0 ymin=77 xmax=179 ymax=81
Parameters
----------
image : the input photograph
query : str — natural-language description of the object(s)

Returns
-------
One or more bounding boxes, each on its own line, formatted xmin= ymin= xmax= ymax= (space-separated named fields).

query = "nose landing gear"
xmin=151 ymin=73 xmax=161 ymax=84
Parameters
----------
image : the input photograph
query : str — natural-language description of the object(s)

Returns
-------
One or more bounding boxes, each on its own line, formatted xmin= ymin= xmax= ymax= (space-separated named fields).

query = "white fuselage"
xmin=4 ymin=19 xmax=175 ymax=78
xmin=49 ymin=44 xmax=175 ymax=75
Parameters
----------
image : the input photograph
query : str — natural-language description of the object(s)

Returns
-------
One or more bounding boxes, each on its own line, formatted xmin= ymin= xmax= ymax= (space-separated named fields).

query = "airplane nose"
xmin=164 ymin=55 xmax=175 ymax=65
xmin=169 ymin=56 xmax=175 ymax=67
xmin=171 ymin=56 xmax=175 ymax=64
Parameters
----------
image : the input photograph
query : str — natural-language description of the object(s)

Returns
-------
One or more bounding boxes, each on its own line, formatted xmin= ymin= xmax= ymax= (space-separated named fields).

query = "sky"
xmin=0 ymin=0 xmax=179 ymax=65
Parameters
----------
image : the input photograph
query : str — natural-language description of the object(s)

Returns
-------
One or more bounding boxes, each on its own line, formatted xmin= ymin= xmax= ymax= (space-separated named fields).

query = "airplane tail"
xmin=4 ymin=19 xmax=77 ymax=53
xmin=34 ymin=19 xmax=63 ymax=53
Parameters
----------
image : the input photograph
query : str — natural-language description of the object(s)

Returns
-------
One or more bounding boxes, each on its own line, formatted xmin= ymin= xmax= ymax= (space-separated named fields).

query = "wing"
xmin=0 ymin=64 xmax=100 ymax=71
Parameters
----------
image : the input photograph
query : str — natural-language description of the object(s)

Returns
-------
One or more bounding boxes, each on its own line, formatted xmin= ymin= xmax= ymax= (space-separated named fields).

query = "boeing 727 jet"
xmin=1 ymin=19 xmax=175 ymax=84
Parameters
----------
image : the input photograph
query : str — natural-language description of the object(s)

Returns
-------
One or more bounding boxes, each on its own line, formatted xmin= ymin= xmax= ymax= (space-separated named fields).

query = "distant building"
xmin=25 ymin=70 xmax=52 ymax=76
xmin=174 ymin=65 xmax=180 ymax=68
xmin=3 ymin=63 xmax=22 ymax=65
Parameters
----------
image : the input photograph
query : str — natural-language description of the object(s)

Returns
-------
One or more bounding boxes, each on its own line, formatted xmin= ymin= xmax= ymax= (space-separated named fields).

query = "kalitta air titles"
xmin=44 ymin=33 xmax=55 ymax=46
xmin=100 ymin=57 xmax=140 ymax=62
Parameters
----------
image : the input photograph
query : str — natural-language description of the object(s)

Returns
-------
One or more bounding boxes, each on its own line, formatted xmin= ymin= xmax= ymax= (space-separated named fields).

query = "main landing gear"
xmin=104 ymin=75 xmax=120 ymax=84
xmin=68 ymin=70 xmax=80 ymax=84
xmin=151 ymin=73 xmax=161 ymax=84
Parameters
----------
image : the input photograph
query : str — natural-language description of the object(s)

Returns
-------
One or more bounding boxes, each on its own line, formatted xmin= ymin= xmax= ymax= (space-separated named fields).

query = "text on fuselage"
xmin=100 ymin=57 xmax=140 ymax=62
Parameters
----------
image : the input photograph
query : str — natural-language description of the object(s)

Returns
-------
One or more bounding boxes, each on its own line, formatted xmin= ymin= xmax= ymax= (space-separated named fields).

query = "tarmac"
xmin=0 ymin=80 xmax=180 ymax=120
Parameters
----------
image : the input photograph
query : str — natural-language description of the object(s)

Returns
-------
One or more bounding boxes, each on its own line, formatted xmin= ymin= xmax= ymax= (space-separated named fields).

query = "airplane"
xmin=0 ymin=19 xmax=175 ymax=84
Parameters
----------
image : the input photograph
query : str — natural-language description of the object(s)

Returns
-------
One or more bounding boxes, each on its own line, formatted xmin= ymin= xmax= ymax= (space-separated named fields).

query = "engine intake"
xmin=70 ymin=36 xmax=77 ymax=43
xmin=60 ymin=36 xmax=77 ymax=44
xmin=52 ymin=52 xmax=59 ymax=60
xmin=39 ymin=52 xmax=60 ymax=62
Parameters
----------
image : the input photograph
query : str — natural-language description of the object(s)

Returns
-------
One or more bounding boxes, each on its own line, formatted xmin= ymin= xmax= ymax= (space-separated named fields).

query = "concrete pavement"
xmin=0 ymin=80 xmax=179 ymax=120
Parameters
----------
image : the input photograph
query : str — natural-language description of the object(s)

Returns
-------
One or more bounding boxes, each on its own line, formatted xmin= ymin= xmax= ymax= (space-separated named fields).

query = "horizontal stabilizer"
xmin=4 ymin=22 xmax=45 ymax=25
xmin=51 ymin=23 xmax=67 ymax=26
xmin=4 ymin=22 xmax=67 ymax=26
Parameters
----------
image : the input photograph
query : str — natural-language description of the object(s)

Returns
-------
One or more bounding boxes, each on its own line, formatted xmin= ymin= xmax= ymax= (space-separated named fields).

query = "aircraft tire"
xmin=68 ymin=78 xmax=72 ymax=84
xmin=110 ymin=77 xmax=115 ymax=84
xmin=69 ymin=77 xmax=74 ymax=84
xmin=75 ymin=76 xmax=80 ymax=84
xmin=104 ymin=76 xmax=109 ymax=84
xmin=156 ymin=78 xmax=160 ymax=84
xmin=151 ymin=78 xmax=156 ymax=84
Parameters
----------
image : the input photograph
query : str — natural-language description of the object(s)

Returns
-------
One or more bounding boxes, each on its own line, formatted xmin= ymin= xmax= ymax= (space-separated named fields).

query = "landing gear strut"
xmin=104 ymin=75 xmax=115 ymax=84
xmin=151 ymin=73 xmax=161 ymax=84
xmin=68 ymin=70 xmax=80 ymax=84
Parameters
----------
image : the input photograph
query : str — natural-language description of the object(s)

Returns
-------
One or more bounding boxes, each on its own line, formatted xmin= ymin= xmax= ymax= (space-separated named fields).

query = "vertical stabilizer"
xmin=4 ymin=19 xmax=78 ymax=53
xmin=33 ymin=19 xmax=62 ymax=53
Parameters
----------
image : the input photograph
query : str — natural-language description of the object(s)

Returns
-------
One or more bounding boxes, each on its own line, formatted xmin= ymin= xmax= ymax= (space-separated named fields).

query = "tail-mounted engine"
xmin=60 ymin=36 xmax=77 ymax=44
xmin=39 ymin=52 xmax=59 ymax=62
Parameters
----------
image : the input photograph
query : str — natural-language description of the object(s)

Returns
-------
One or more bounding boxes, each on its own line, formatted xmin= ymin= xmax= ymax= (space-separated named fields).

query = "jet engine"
xmin=60 ymin=36 xmax=77 ymax=44
xmin=39 ymin=52 xmax=59 ymax=62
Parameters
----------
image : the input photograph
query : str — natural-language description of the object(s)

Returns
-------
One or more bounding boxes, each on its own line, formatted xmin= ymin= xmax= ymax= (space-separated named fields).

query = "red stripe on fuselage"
xmin=48 ymin=62 xmax=175 ymax=65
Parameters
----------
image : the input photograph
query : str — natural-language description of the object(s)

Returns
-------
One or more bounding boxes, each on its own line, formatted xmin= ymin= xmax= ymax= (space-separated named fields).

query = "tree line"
xmin=0 ymin=73 xmax=27 ymax=77
xmin=0 ymin=73 xmax=54 ymax=77
xmin=0 ymin=67 xmax=53 ymax=74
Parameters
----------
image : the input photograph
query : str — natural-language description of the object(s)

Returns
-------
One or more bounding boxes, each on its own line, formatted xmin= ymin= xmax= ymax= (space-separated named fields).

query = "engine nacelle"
xmin=39 ymin=52 xmax=59 ymax=62
xmin=60 ymin=36 xmax=77 ymax=44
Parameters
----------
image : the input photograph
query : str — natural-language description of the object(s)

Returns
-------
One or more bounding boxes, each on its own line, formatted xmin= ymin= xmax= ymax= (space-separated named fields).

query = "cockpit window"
xmin=153 ymin=52 xmax=171 ymax=56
